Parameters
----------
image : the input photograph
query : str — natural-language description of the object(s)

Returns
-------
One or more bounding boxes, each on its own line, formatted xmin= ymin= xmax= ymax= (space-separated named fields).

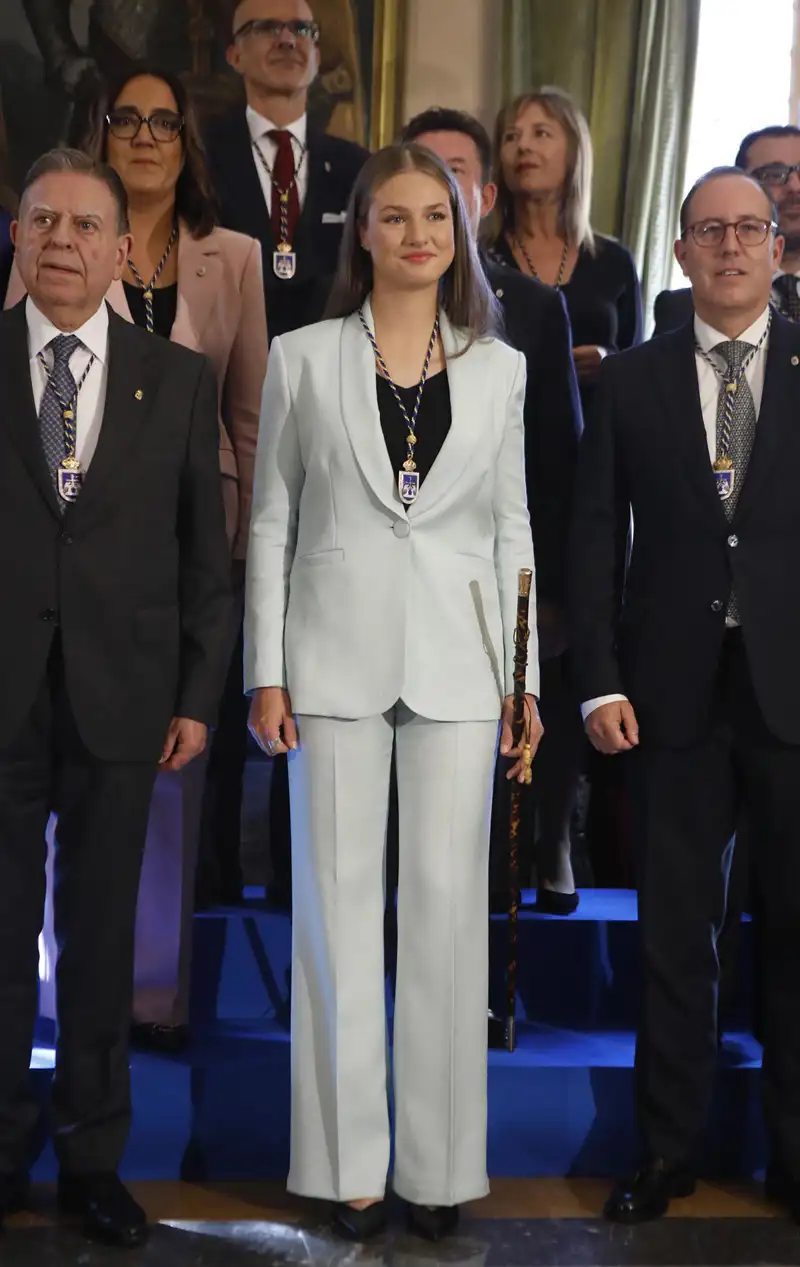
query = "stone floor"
xmin=2 ymin=1180 xmax=797 ymax=1266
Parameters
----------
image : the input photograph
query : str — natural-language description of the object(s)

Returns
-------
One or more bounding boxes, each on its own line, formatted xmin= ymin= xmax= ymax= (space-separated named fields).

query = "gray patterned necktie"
xmin=39 ymin=333 xmax=80 ymax=509
xmin=713 ymin=339 xmax=757 ymax=622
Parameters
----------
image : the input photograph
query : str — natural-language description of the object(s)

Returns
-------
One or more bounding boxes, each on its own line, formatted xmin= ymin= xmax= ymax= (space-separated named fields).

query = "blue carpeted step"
xmin=29 ymin=1022 xmax=766 ymax=1183
xmin=191 ymin=889 xmax=754 ymax=1031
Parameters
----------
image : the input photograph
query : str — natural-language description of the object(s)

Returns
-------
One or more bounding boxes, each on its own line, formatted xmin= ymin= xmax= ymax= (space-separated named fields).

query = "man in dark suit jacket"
xmin=0 ymin=205 xmax=13 ymax=306
xmin=653 ymin=124 xmax=800 ymax=335
xmin=202 ymin=0 xmax=368 ymax=911
xmin=571 ymin=166 xmax=800 ymax=1224
xmin=0 ymin=148 xmax=230 ymax=1247
xmin=401 ymin=109 xmax=584 ymax=979
xmin=204 ymin=0 xmax=368 ymax=341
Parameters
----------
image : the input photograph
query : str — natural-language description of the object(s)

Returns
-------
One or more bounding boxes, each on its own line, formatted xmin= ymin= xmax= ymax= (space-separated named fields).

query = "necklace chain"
xmin=253 ymin=138 xmax=307 ymax=247
xmin=511 ymin=232 xmax=570 ymax=289
xmin=694 ymin=314 xmax=771 ymax=459
xmin=127 ymin=226 xmax=178 ymax=335
xmin=358 ymin=308 xmax=439 ymax=478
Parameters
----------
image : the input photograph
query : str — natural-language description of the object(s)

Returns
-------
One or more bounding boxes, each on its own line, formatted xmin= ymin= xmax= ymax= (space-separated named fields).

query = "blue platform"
xmin=29 ymin=889 xmax=765 ymax=1182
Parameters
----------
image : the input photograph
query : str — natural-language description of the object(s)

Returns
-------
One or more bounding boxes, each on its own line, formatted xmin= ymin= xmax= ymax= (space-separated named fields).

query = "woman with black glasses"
xmin=8 ymin=64 xmax=268 ymax=1052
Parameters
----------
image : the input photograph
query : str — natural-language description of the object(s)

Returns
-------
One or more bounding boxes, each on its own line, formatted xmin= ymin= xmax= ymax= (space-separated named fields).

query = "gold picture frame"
xmin=369 ymin=0 xmax=407 ymax=150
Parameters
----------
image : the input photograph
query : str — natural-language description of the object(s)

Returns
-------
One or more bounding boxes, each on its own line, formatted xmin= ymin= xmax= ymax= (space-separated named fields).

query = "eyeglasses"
xmin=232 ymin=18 xmax=320 ymax=42
xmin=750 ymin=162 xmax=800 ymax=186
xmin=106 ymin=109 xmax=184 ymax=143
xmin=683 ymin=218 xmax=778 ymax=248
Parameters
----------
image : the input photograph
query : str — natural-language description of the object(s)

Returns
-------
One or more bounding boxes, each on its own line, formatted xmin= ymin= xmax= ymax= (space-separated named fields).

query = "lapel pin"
xmin=792 ymin=356 xmax=799 ymax=366
xmin=197 ymin=265 xmax=206 ymax=277
xmin=325 ymin=160 xmax=331 ymax=173
xmin=135 ymin=389 xmax=143 ymax=401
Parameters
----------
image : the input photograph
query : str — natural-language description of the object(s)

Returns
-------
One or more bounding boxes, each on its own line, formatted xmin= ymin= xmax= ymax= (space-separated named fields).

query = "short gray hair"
xmin=20 ymin=148 xmax=130 ymax=234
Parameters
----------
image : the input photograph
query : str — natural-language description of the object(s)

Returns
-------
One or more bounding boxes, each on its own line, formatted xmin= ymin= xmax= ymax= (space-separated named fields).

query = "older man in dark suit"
xmin=0 ymin=148 xmax=230 ymax=1247
xmin=572 ymin=166 xmax=800 ymax=1224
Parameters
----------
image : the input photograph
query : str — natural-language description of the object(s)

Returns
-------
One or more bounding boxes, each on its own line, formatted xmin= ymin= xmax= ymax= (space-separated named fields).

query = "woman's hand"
xmin=572 ymin=345 xmax=608 ymax=383
xmin=248 ymin=687 xmax=298 ymax=757
xmin=500 ymin=694 xmax=544 ymax=782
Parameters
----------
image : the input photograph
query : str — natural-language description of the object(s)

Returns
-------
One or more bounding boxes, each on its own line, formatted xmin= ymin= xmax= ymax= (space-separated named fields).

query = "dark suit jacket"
xmin=485 ymin=258 xmax=583 ymax=606
xmin=652 ymin=286 xmax=693 ymax=336
xmin=203 ymin=111 xmax=368 ymax=340
xmin=0 ymin=301 xmax=232 ymax=762
xmin=569 ymin=313 xmax=800 ymax=746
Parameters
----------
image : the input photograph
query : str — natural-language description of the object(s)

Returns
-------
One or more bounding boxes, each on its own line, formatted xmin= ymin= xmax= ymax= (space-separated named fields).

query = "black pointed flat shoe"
xmin=331 ymin=1199 xmax=388 ymax=1241
xmin=407 ymin=1202 xmax=460 ymax=1241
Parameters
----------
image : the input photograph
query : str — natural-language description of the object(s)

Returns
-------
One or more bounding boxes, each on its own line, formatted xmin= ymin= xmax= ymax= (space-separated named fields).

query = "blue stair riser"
xmin=28 ymin=1039 xmax=767 ymax=1182
xmin=191 ymin=898 xmax=755 ymax=1032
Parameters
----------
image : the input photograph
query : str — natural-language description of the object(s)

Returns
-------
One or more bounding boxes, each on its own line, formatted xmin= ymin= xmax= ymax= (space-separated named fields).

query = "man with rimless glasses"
xmin=571 ymin=166 xmax=800 ymax=1225
xmin=205 ymin=0 xmax=368 ymax=343
xmin=203 ymin=0 xmax=368 ymax=915
xmin=654 ymin=125 xmax=800 ymax=334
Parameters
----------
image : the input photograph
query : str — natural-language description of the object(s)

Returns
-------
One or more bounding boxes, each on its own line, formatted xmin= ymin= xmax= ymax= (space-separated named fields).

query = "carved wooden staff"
xmin=504 ymin=567 xmax=534 ymax=1052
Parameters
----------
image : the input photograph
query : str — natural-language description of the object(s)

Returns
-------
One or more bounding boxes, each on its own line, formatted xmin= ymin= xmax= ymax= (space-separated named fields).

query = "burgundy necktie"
xmin=268 ymin=129 xmax=301 ymax=248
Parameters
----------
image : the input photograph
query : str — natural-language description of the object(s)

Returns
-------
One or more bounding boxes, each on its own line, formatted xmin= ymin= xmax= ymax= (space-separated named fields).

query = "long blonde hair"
xmin=490 ymin=86 xmax=595 ymax=254
xmin=326 ymin=142 xmax=500 ymax=348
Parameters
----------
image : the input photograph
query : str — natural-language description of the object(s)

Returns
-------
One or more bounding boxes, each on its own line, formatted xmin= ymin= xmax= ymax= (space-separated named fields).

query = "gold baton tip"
xmin=518 ymin=569 xmax=533 ymax=598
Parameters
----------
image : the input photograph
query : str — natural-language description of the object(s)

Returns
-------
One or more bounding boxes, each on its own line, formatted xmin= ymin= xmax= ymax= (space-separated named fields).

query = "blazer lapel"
xmin=67 ymin=308 xmax=155 ymax=521
xmin=171 ymin=226 xmax=221 ymax=351
xmin=733 ymin=315 xmax=800 ymax=523
xmin=0 ymin=300 xmax=61 ymax=518
xmin=408 ymin=313 xmax=475 ymax=519
xmin=653 ymin=322 xmax=728 ymax=530
xmin=292 ymin=137 xmax=326 ymax=277
xmin=227 ymin=114 xmax=274 ymax=250
xmin=339 ymin=300 xmax=398 ymax=517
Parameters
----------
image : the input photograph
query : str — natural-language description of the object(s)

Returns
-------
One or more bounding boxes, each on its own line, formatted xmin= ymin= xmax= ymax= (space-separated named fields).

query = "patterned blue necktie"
xmin=39 ymin=333 xmax=80 ymax=509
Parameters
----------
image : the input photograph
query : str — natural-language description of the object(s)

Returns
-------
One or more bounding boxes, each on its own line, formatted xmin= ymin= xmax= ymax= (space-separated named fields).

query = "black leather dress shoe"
xmin=535 ymin=887 xmax=580 ymax=916
xmin=407 ymin=1203 xmax=460 ymax=1241
xmin=331 ymin=1199 xmax=387 ymax=1241
xmin=58 ymin=1172 xmax=148 ymax=1248
xmin=604 ymin=1159 xmax=695 ymax=1224
xmin=130 ymin=1022 xmax=190 ymax=1055
xmin=0 ymin=1173 xmax=30 ymax=1228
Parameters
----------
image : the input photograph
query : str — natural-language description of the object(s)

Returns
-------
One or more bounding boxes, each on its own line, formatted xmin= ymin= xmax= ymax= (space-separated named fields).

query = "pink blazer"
xmin=6 ymin=222 xmax=268 ymax=559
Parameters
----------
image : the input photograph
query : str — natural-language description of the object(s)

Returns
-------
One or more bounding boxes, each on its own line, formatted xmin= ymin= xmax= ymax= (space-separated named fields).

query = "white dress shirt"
xmin=246 ymin=106 xmax=308 ymax=216
xmin=582 ymin=305 xmax=771 ymax=721
xmin=27 ymin=296 xmax=110 ymax=471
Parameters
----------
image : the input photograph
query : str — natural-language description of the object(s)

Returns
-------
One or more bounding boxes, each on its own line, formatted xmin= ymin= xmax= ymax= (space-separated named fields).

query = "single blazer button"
xmin=711 ymin=600 xmax=723 ymax=613
xmin=393 ymin=520 xmax=410 ymax=539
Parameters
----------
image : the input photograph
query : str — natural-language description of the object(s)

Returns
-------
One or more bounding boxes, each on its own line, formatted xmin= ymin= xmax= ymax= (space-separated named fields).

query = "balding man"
xmin=571 ymin=167 xmax=800 ymax=1224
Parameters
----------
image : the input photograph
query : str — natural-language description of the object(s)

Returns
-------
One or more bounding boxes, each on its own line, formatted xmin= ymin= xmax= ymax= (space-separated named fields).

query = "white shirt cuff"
xmin=581 ymin=693 xmax=628 ymax=721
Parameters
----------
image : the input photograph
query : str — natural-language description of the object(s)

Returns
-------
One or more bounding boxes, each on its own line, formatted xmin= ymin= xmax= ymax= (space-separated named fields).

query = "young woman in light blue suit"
xmin=245 ymin=143 xmax=542 ymax=1242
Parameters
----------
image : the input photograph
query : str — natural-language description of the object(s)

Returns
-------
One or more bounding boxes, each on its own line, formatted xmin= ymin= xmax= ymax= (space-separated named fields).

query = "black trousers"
xmin=632 ymin=628 xmax=800 ymax=1172
xmin=0 ymin=639 xmax=156 ymax=1175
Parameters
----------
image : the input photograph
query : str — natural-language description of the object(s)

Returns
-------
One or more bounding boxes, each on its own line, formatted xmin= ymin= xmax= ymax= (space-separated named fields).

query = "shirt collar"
xmin=246 ymin=105 xmax=307 ymax=149
xmin=694 ymin=305 xmax=771 ymax=354
xmin=26 ymin=296 xmax=109 ymax=364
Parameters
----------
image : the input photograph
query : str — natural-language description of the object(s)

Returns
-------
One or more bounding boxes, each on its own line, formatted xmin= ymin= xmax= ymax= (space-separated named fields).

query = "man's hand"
xmin=248 ymin=687 xmax=298 ymax=757
xmin=500 ymin=694 xmax=544 ymax=782
xmin=585 ymin=700 xmax=639 ymax=755
xmin=159 ymin=718 xmax=208 ymax=772
xmin=572 ymin=345 xmax=608 ymax=383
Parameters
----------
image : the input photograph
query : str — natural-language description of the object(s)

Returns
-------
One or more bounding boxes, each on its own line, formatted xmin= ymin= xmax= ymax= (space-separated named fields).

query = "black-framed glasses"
xmin=106 ymin=109 xmax=184 ymax=143
xmin=751 ymin=162 xmax=800 ymax=186
xmin=232 ymin=18 xmax=320 ymax=42
xmin=683 ymin=218 xmax=778 ymax=248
